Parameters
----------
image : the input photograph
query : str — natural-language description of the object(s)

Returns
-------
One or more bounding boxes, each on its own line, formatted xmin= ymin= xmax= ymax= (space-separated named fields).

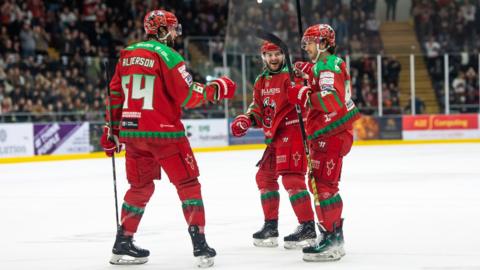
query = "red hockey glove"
xmin=209 ymin=76 xmax=237 ymax=99
xmin=294 ymin=61 xmax=314 ymax=79
xmin=231 ymin=114 xmax=251 ymax=137
xmin=287 ymin=84 xmax=311 ymax=107
xmin=100 ymin=126 xmax=122 ymax=157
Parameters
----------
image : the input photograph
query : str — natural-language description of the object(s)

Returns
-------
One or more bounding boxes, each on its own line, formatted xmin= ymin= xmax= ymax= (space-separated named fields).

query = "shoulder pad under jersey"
xmin=124 ymin=40 xmax=184 ymax=69
xmin=313 ymin=54 xmax=344 ymax=77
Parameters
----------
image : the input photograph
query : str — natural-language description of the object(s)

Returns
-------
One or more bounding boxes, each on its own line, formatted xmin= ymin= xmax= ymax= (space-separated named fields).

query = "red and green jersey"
xmin=246 ymin=66 xmax=304 ymax=143
xmin=106 ymin=40 xmax=216 ymax=142
xmin=305 ymin=54 xmax=360 ymax=140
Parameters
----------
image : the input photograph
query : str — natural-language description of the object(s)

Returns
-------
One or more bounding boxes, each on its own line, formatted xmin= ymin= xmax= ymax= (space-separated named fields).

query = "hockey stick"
xmin=255 ymin=29 xmax=320 ymax=207
xmin=103 ymin=60 xmax=120 ymax=230
xmin=293 ymin=0 xmax=321 ymax=207
xmin=295 ymin=0 xmax=306 ymax=60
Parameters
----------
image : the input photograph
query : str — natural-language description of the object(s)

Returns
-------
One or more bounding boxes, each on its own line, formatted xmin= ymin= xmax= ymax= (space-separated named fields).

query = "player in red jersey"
xmin=287 ymin=24 xmax=360 ymax=261
xmin=100 ymin=10 xmax=236 ymax=267
xmin=231 ymin=41 xmax=316 ymax=249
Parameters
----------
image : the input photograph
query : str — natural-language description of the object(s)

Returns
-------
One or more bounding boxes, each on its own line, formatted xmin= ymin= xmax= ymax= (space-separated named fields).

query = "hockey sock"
xmin=176 ymin=178 xmax=205 ymax=227
xmin=121 ymin=202 xmax=145 ymax=235
xmin=282 ymin=174 xmax=314 ymax=223
xmin=121 ymin=182 xmax=155 ymax=235
xmin=260 ymin=190 xmax=280 ymax=220
xmin=288 ymin=189 xmax=315 ymax=223
xmin=318 ymin=194 xmax=343 ymax=232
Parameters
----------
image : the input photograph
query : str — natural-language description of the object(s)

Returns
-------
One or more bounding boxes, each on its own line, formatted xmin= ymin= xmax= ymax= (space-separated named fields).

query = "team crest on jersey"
xmin=262 ymin=97 xmax=276 ymax=128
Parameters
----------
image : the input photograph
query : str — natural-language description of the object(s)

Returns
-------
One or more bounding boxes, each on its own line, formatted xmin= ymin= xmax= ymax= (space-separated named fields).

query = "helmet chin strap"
xmin=313 ymin=43 xmax=329 ymax=63
xmin=156 ymin=30 xmax=171 ymax=43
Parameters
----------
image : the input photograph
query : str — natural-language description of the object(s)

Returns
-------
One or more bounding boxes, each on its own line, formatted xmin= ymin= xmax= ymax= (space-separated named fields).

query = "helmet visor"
xmin=169 ymin=23 xmax=182 ymax=36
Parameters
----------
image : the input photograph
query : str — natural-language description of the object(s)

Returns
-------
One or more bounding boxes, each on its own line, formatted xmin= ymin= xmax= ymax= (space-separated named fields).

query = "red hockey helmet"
xmin=301 ymin=24 xmax=335 ymax=49
xmin=260 ymin=41 xmax=282 ymax=54
xmin=144 ymin=10 xmax=182 ymax=36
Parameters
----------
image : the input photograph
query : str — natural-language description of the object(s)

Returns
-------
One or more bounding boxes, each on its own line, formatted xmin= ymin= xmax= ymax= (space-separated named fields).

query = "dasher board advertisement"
xmin=402 ymin=114 xmax=480 ymax=140
xmin=0 ymin=123 xmax=34 ymax=158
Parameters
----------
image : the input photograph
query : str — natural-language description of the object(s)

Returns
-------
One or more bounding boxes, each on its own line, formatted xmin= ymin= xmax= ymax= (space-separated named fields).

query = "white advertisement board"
xmin=182 ymin=119 xmax=228 ymax=148
xmin=0 ymin=123 xmax=35 ymax=158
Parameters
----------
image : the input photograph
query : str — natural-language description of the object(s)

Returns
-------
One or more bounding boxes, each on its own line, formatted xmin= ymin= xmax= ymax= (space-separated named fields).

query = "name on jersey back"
xmin=122 ymin=57 xmax=155 ymax=68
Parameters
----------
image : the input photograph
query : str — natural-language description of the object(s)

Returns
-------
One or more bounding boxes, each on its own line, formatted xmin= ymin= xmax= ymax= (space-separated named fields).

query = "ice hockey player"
xmin=231 ymin=41 xmax=316 ymax=249
xmin=287 ymin=24 xmax=360 ymax=261
xmin=100 ymin=10 xmax=237 ymax=268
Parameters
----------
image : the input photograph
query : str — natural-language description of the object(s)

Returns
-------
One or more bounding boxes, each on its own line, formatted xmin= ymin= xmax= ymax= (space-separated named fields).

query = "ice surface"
xmin=1 ymin=143 xmax=480 ymax=269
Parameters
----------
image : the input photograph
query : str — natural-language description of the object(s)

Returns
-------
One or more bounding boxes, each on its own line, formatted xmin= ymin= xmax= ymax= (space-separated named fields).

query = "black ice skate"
xmin=303 ymin=220 xmax=345 ymax=262
xmin=252 ymin=220 xmax=279 ymax=247
xmin=109 ymin=226 xmax=149 ymax=265
xmin=283 ymin=220 xmax=317 ymax=249
xmin=188 ymin=225 xmax=216 ymax=268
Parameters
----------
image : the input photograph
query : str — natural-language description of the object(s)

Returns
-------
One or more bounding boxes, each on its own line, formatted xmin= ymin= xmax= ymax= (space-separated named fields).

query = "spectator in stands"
xmin=452 ymin=71 xmax=467 ymax=105
xmin=404 ymin=97 xmax=426 ymax=115
xmin=424 ymin=36 xmax=441 ymax=71
xmin=386 ymin=56 xmax=401 ymax=86
xmin=366 ymin=12 xmax=380 ymax=37
xmin=385 ymin=0 xmax=398 ymax=21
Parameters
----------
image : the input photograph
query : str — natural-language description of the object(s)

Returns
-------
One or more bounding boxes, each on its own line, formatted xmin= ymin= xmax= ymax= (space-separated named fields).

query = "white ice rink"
xmin=1 ymin=143 xmax=480 ymax=270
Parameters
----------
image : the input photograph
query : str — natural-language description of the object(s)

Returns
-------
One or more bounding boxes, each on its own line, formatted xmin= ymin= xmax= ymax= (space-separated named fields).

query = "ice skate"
xmin=109 ymin=227 xmax=149 ymax=265
xmin=189 ymin=225 xmax=216 ymax=268
xmin=303 ymin=221 xmax=345 ymax=262
xmin=283 ymin=220 xmax=317 ymax=249
xmin=252 ymin=220 xmax=279 ymax=247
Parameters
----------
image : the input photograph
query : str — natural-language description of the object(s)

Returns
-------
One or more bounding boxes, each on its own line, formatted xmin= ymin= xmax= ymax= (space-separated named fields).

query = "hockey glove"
xmin=231 ymin=114 xmax=251 ymax=137
xmin=100 ymin=125 xmax=122 ymax=157
xmin=287 ymin=84 xmax=311 ymax=107
xmin=209 ymin=76 xmax=237 ymax=99
xmin=294 ymin=61 xmax=314 ymax=79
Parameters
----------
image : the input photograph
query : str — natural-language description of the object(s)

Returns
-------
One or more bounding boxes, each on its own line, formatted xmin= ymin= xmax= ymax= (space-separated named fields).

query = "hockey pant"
xmin=255 ymin=125 xmax=314 ymax=223
xmin=120 ymin=139 xmax=205 ymax=235
xmin=308 ymin=129 xmax=353 ymax=232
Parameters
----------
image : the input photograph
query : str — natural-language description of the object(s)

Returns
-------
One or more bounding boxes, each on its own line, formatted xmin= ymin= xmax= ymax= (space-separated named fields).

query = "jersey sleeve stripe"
xmin=181 ymin=86 xmax=194 ymax=107
xmin=315 ymin=92 xmax=329 ymax=112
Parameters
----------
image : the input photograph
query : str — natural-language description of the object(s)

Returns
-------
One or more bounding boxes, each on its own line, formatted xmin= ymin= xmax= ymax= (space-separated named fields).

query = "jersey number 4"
xmin=121 ymin=74 xmax=155 ymax=110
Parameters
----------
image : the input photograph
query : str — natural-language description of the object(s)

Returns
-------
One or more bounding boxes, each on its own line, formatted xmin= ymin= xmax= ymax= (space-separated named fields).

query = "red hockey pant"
xmin=308 ymin=129 xmax=353 ymax=232
xmin=120 ymin=138 xmax=205 ymax=235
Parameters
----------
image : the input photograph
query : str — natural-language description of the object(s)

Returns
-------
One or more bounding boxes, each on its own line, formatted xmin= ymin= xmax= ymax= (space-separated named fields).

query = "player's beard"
xmin=166 ymin=37 xmax=175 ymax=48
xmin=267 ymin=62 xmax=281 ymax=72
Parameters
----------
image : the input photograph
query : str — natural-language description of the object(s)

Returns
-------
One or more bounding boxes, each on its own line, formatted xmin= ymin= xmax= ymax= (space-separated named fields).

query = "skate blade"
xmin=303 ymin=249 xmax=343 ymax=262
xmin=284 ymin=238 xmax=316 ymax=250
xmin=253 ymin=237 xmax=278 ymax=247
xmin=196 ymin=255 xmax=214 ymax=268
xmin=109 ymin=254 xmax=148 ymax=265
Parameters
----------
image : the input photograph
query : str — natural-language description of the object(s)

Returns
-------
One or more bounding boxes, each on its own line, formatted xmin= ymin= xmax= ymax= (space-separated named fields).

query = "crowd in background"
xmin=349 ymin=55 xmax=402 ymax=115
xmin=1 ymin=0 xmax=479 ymax=123
xmin=0 ymin=0 xmax=227 ymax=122
xmin=413 ymin=0 xmax=480 ymax=113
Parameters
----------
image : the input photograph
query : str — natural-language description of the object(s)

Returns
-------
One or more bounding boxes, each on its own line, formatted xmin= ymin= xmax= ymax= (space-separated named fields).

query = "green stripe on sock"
xmin=122 ymin=202 xmax=145 ymax=215
xmin=182 ymin=199 xmax=204 ymax=209
xmin=261 ymin=191 xmax=279 ymax=201
xmin=289 ymin=190 xmax=310 ymax=203
xmin=320 ymin=194 xmax=342 ymax=207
